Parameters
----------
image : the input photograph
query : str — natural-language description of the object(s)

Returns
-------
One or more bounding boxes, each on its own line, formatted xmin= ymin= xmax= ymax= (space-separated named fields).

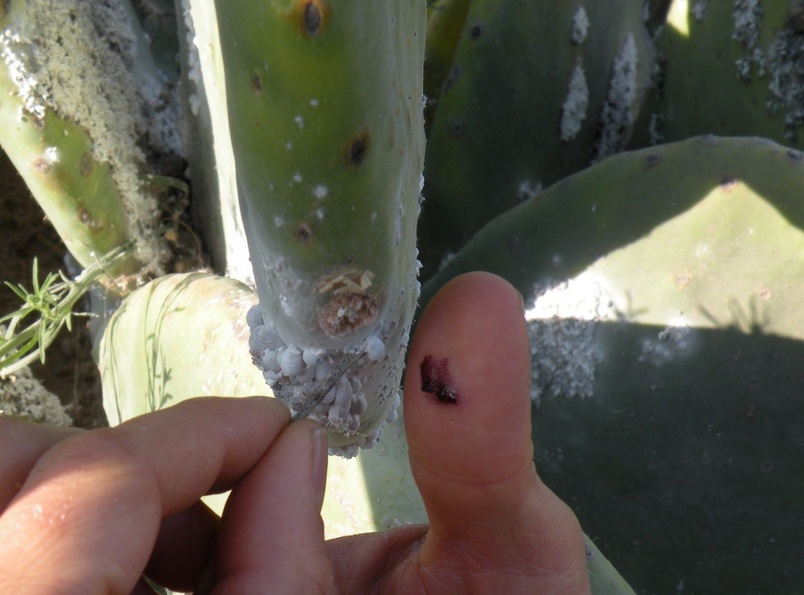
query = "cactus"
xmin=0 ymin=0 xmax=184 ymax=291
xmin=215 ymin=0 xmax=426 ymax=456
xmin=632 ymin=0 xmax=804 ymax=148
xmin=421 ymin=136 xmax=804 ymax=593
xmin=97 ymin=274 xmax=633 ymax=593
xmin=418 ymin=0 xmax=656 ymax=277
xmin=10 ymin=2 xmax=804 ymax=592
xmin=422 ymin=0 xmax=471 ymax=133
xmin=174 ymin=0 xmax=252 ymax=282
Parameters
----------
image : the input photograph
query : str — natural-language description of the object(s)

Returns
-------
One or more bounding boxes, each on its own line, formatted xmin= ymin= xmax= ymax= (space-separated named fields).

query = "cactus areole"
xmin=218 ymin=1 xmax=426 ymax=456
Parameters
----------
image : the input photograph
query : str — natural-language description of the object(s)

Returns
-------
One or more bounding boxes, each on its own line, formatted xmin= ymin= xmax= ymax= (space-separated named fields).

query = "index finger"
xmin=0 ymin=396 xmax=289 ymax=594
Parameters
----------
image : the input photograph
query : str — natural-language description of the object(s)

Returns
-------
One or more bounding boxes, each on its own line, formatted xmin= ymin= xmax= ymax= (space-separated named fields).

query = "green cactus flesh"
xmin=0 ymin=0 xmax=179 ymax=288
xmin=633 ymin=0 xmax=804 ymax=148
xmin=175 ymin=0 xmax=251 ymax=282
xmin=418 ymin=0 xmax=656 ymax=277
xmin=421 ymin=136 xmax=804 ymax=592
xmin=216 ymin=0 xmax=426 ymax=456
xmin=422 ymin=0 xmax=471 ymax=133
xmin=98 ymin=273 xmax=267 ymax=426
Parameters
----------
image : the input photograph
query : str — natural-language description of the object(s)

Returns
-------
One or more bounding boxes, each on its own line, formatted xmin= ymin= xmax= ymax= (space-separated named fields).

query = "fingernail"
xmin=310 ymin=426 xmax=328 ymax=511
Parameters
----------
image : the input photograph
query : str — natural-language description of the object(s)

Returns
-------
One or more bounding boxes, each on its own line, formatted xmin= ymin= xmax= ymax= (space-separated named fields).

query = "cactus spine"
xmin=216 ymin=0 xmax=427 ymax=456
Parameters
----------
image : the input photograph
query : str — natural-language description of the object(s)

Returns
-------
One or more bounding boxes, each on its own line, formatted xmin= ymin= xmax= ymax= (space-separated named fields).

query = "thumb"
xmin=403 ymin=272 xmax=589 ymax=592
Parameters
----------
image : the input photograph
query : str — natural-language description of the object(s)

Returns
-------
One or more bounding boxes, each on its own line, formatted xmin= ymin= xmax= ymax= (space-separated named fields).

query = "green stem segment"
xmin=217 ymin=0 xmax=426 ymax=456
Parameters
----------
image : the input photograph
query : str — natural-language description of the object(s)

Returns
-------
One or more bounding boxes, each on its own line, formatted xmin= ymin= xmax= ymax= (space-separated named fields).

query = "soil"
xmin=1 ymin=149 xmax=106 ymax=428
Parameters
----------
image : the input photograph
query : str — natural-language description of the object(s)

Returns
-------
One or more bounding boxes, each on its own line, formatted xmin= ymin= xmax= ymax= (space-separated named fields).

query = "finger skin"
xmin=0 ymin=396 xmax=289 ymax=594
xmin=403 ymin=272 xmax=589 ymax=593
xmin=0 ymin=417 xmax=80 ymax=509
xmin=144 ymin=501 xmax=220 ymax=591
xmin=212 ymin=420 xmax=335 ymax=594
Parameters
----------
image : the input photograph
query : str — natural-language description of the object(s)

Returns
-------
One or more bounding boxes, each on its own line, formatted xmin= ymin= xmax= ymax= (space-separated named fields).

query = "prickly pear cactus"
xmin=418 ymin=0 xmax=656 ymax=276
xmin=422 ymin=136 xmax=804 ymax=593
xmin=0 ymin=0 xmax=180 ymax=289
xmin=215 ymin=0 xmax=426 ymax=456
xmin=174 ymin=0 xmax=252 ymax=283
xmin=632 ymin=0 xmax=804 ymax=148
xmin=98 ymin=273 xmax=266 ymax=425
xmin=422 ymin=0 xmax=471 ymax=132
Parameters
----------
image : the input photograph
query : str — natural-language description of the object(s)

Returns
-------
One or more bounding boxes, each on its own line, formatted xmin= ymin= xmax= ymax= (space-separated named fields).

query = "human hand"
xmin=0 ymin=272 xmax=590 ymax=593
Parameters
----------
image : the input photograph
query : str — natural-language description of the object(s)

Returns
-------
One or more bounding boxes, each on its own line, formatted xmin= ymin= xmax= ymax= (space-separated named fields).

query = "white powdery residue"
xmin=0 ymin=30 xmax=48 ymax=120
xmin=517 ymin=179 xmax=543 ymax=201
xmin=438 ymin=251 xmax=456 ymax=272
xmin=181 ymin=1 xmax=203 ymax=115
xmin=649 ymin=112 xmax=665 ymax=145
xmin=525 ymin=273 xmax=619 ymax=405
xmin=0 ymin=364 xmax=72 ymax=426
xmin=692 ymin=0 xmax=709 ymax=21
xmin=313 ymin=185 xmax=329 ymax=199
xmin=764 ymin=29 xmax=804 ymax=139
xmin=571 ymin=7 xmax=590 ymax=44
xmin=593 ymin=33 xmax=638 ymax=162
xmin=638 ymin=320 xmax=696 ymax=367
xmin=732 ymin=0 xmax=765 ymax=80
xmin=1 ymin=0 xmax=179 ymax=273
xmin=560 ymin=61 xmax=589 ymax=141
xmin=246 ymin=302 xmax=406 ymax=458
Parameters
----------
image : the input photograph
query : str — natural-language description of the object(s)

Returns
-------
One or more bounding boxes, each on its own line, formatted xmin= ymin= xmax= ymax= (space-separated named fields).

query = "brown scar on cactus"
xmin=288 ymin=0 xmax=330 ymax=37
xmin=294 ymin=222 xmax=315 ymax=245
xmin=318 ymin=291 xmax=379 ymax=338
xmin=345 ymin=128 xmax=371 ymax=167
xmin=420 ymin=355 xmax=459 ymax=405
xmin=315 ymin=267 xmax=378 ymax=338
xmin=251 ymin=73 xmax=264 ymax=95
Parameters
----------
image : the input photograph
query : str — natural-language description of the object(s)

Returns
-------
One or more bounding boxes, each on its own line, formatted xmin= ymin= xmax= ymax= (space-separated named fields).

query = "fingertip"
xmin=404 ymin=272 xmax=534 ymax=521
xmin=402 ymin=272 xmax=590 ymax=591
xmin=213 ymin=420 xmax=333 ymax=591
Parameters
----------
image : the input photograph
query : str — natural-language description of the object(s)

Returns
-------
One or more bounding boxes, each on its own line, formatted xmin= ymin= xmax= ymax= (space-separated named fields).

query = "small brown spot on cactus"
xmin=757 ymin=288 xmax=773 ymax=300
xmin=304 ymin=1 xmax=323 ymax=35
xmin=643 ymin=154 xmax=661 ymax=166
xmin=318 ymin=291 xmax=379 ymax=338
xmin=345 ymin=129 xmax=370 ymax=167
xmin=674 ymin=271 xmax=694 ymax=288
xmin=33 ymin=157 xmax=51 ymax=174
xmin=290 ymin=0 xmax=328 ymax=37
xmin=252 ymin=73 xmax=264 ymax=95
xmin=469 ymin=22 xmax=484 ymax=39
xmin=77 ymin=208 xmax=101 ymax=231
xmin=294 ymin=222 xmax=315 ymax=245
xmin=79 ymin=152 xmax=93 ymax=176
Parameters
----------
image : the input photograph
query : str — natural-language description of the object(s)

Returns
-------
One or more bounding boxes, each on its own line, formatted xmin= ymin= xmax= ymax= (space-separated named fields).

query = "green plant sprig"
xmin=0 ymin=246 xmax=132 ymax=377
